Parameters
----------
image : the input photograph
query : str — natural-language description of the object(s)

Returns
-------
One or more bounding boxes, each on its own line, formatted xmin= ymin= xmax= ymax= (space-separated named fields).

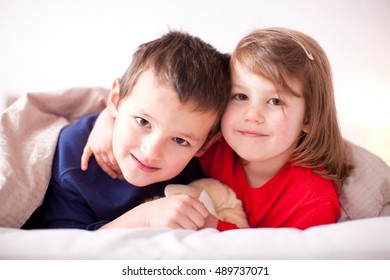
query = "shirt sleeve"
xmin=217 ymin=220 xmax=239 ymax=231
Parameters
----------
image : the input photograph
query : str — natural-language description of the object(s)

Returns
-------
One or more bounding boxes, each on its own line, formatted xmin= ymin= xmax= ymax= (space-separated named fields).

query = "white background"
xmin=0 ymin=0 xmax=389 ymax=164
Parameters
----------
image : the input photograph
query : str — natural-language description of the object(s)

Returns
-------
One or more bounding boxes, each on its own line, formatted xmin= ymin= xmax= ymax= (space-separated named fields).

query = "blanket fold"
xmin=0 ymin=87 xmax=108 ymax=227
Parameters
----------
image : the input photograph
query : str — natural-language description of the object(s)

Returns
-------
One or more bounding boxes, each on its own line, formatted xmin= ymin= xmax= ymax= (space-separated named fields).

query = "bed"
xmin=1 ymin=87 xmax=390 ymax=259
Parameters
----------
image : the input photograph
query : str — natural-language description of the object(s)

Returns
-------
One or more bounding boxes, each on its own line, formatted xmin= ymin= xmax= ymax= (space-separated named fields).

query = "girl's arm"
xmin=81 ymin=108 xmax=121 ymax=179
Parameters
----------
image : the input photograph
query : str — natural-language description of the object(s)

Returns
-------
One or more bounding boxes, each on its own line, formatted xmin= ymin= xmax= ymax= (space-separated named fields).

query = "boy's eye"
xmin=136 ymin=117 xmax=150 ymax=127
xmin=267 ymin=98 xmax=283 ymax=106
xmin=173 ymin=137 xmax=190 ymax=147
xmin=233 ymin=93 xmax=248 ymax=101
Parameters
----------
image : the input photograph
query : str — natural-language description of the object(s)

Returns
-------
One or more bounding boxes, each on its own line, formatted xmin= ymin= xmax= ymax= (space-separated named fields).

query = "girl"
xmin=199 ymin=27 xmax=353 ymax=230
xmin=81 ymin=27 xmax=353 ymax=230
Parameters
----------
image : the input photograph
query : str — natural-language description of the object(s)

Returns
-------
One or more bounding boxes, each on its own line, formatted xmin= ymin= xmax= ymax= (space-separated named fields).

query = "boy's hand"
xmin=141 ymin=195 xmax=209 ymax=230
xmin=101 ymin=195 xmax=210 ymax=230
xmin=201 ymin=213 xmax=219 ymax=229
xmin=80 ymin=108 xmax=122 ymax=179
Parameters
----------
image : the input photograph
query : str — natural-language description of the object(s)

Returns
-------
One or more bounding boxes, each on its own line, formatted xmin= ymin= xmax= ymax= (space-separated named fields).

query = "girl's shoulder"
xmin=199 ymin=140 xmax=235 ymax=178
xmin=200 ymin=139 xmax=233 ymax=163
xmin=284 ymin=164 xmax=338 ymax=195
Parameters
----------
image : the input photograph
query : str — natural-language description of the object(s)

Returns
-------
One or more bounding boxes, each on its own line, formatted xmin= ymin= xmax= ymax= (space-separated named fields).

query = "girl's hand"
xmin=101 ymin=195 xmax=210 ymax=230
xmin=80 ymin=108 xmax=122 ymax=179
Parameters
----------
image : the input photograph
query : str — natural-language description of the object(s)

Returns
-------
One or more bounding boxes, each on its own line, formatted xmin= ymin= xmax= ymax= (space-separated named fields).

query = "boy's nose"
xmin=140 ymin=135 xmax=163 ymax=161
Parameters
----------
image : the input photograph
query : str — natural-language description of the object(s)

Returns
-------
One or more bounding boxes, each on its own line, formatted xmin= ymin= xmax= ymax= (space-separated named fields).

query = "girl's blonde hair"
xmin=231 ymin=27 xmax=353 ymax=186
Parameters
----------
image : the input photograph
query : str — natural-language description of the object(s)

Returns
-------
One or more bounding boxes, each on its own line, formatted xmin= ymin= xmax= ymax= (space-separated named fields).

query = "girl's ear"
xmin=195 ymin=132 xmax=222 ymax=157
xmin=107 ymin=78 xmax=121 ymax=117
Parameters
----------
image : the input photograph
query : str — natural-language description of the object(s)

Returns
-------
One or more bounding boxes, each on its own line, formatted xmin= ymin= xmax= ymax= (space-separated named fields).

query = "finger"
xmin=81 ymin=145 xmax=93 ymax=170
xmin=95 ymin=152 xmax=122 ymax=179
xmin=188 ymin=206 xmax=209 ymax=229
xmin=174 ymin=216 xmax=199 ymax=230
xmin=101 ymin=155 xmax=120 ymax=176
xmin=107 ymin=152 xmax=120 ymax=171
xmin=147 ymin=196 xmax=201 ymax=230
xmin=175 ymin=196 xmax=209 ymax=229
xmin=176 ymin=207 xmax=209 ymax=230
xmin=162 ymin=209 xmax=200 ymax=230
xmin=95 ymin=156 xmax=118 ymax=179
xmin=189 ymin=197 xmax=210 ymax=219
xmin=98 ymin=152 xmax=111 ymax=168
xmin=154 ymin=216 xmax=196 ymax=230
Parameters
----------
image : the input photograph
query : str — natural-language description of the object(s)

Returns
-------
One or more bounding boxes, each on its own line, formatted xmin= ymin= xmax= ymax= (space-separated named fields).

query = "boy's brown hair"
xmin=231 ymin=27 xmax=353 ymax=186
xmin=119 ymin=31 xmax=231 ymax=143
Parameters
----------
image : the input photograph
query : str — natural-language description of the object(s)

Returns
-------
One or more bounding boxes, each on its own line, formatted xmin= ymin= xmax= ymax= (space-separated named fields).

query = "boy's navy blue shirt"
xmin=27 ymin=113 xmax=204 ymax=230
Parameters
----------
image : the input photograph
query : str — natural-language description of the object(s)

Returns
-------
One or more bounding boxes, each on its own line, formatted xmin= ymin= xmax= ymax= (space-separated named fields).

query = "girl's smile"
xmin=222 ymin=61 xmax=307 ymax=172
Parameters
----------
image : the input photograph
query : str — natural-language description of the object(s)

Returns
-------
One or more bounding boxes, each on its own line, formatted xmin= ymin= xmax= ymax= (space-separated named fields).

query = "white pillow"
xmin=339 ymin=141 xmax=390 ymax=221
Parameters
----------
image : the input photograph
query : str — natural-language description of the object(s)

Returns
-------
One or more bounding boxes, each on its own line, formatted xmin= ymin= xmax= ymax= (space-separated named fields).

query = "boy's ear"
xmin=107 ymin=78 xmax=121 ymax=117
xmin=195 ymin=132 xmax=222 ymax=157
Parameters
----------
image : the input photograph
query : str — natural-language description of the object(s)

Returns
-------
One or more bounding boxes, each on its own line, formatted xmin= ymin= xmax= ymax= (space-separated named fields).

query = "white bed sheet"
xmin=1 ymin=217 xmax=390 ymax=259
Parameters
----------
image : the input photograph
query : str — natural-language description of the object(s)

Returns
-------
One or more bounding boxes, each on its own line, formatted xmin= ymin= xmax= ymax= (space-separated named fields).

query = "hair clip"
xmin=291 ymin=37 xmax=314 ymax=61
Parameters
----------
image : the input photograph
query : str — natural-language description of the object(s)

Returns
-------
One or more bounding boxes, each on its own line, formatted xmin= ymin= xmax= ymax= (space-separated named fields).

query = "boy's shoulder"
xmin=52 ymin=113 xmax=99 ymax=178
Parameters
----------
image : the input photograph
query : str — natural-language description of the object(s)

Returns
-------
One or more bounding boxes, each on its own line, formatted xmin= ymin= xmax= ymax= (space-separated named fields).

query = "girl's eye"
xmin=173 ymin=137 xmax=190 ymax=147
xmin=233 ymin=93 xmax=248 ymax=101
xmin=136 ymin=117 xmax=150 ymax=127
xmin=267 ymin=98 xmax=283 ymax=106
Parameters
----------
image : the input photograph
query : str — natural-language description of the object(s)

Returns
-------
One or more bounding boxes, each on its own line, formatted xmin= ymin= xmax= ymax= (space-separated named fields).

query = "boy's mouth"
xmin=130 ymin=154 xmax=160 ymax=172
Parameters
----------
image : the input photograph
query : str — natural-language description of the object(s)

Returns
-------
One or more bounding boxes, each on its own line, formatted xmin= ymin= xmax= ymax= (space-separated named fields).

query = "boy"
xmin=24 ymin=31 xmax=230 ymax=230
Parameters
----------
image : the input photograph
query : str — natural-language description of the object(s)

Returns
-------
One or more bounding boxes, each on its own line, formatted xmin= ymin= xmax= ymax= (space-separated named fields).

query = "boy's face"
xmin=110 ymin=70 xmax=217 ymax=187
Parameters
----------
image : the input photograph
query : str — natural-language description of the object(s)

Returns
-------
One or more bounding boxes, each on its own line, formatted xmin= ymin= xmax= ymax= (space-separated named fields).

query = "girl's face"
xmin=111 ymin=70 xmax=216 ymax=187
xmin=222 ymin=62 xmax=308 ymax=168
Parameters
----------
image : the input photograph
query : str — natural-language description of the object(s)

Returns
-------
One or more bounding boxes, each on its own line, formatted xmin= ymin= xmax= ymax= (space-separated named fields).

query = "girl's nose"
xmin=244 ymin=106 xmax=265 ymax=123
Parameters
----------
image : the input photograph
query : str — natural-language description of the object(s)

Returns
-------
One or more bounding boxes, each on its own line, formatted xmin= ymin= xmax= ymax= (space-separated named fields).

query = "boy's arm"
xmin=45 ymin=173 xmax=210 ymax=230
xmin=100 ymin=195 xmax=210 ymax=230
xmin=43 ymin=172 xmax=109 ymax=230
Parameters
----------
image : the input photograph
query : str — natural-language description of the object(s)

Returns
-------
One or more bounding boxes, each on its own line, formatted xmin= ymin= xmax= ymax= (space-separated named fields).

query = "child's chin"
xmin=123 ymin=174 xmax=157 ymax=187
